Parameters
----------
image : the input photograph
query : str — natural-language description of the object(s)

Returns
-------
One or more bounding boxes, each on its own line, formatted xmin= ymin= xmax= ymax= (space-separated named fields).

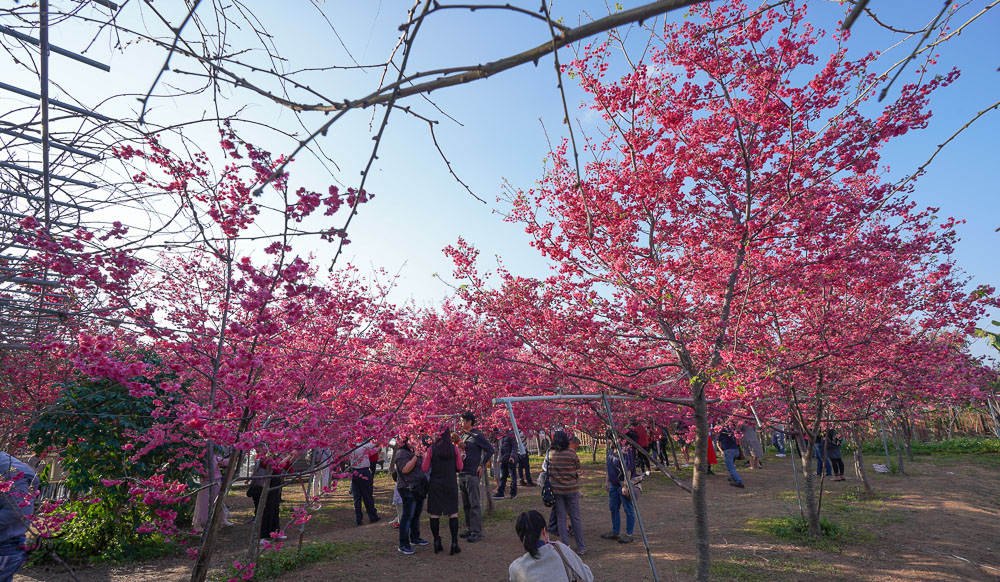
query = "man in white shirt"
xmin=350 ymin=442 xmax=381 ymax=525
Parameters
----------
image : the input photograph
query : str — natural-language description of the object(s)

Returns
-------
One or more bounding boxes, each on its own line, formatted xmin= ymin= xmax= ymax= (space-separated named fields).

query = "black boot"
xmin=448 ymin=516 xmax=461 ymax=554
xmin=430 ymin=517 xmax=443 ymax=554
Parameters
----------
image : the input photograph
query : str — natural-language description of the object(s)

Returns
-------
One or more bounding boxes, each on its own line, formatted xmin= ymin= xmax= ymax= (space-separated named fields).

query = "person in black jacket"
xmin=517 ymin=431 xmax=536 ymax=487
xmin=457 ymin=411 xmax=495 ymax=542
xmin=492 ymin=429 xmax=518 ymax=500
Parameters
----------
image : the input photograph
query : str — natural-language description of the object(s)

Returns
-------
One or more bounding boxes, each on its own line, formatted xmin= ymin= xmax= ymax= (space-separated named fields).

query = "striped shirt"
xmin=546 ymin=449 xmax=580 ymax=495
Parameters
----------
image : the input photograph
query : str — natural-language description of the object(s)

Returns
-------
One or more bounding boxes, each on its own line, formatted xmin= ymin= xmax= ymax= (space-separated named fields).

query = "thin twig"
xmin=138 ymin=0 xmax=203 ymax=123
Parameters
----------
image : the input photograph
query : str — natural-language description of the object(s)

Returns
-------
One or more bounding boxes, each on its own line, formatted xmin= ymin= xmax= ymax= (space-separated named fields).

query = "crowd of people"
xmin=0 ymin=417 xmax=848 ymax=582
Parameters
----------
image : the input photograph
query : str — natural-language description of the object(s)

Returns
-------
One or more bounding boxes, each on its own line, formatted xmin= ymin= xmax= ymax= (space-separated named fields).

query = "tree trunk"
xmin=662 ymin=423 xmax=682 ymax=471
xmin=899 ymin=414 xmax=915 ymax=461
xmin=798 ymin=433 xmax=822 ymax=537
xmin=483 ymin=462 xmax=494 ymax=515
xmin=851 ymin=426 xmax=874 ymax=498
xmin=890 ymin=421 xmax=905 ymax=474
xmin=691 ymin=389 xmax=711 ymax=582
xmin=190 ymin=449 xmax=244 ymax=582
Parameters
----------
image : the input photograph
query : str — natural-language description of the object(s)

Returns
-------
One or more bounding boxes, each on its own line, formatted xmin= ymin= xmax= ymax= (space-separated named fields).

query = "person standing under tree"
xmin=718 ymin=427 xmax=744 ymax=488
xmin=631 ymin=420 xmax=650 ymax=474
xmin=350 ymin=441 xmax=381 ymax=525
xmin=422 ymin=426 xmax=464 ymax=555
xmin=393 ymin=436 xmax=430 ymax=555
xmin=826 ymin=429 xmax=846 ymax=481
xmin=493 ymin=428 xmax=518 ymax=500
xmin=547 ymin=431 xmax=586 ymax=555
xmin=458 ymin=411 xmax=494 ymax=543
xmin=517 ymin=430 xmax=536 ymax=487
xmin=600 ymin=442 xmax=637 ymax=544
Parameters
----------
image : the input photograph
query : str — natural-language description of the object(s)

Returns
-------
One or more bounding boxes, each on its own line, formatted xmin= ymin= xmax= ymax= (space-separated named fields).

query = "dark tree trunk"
xmin=692 ymin=389 xmax=711 ymax=582
xmin=190 ymin=449 xmax=244 ymax=582
xmin=851 ymin=426 xmax=874 ymax=498
xmin=797 ymin=432 xmax=822 ymax=537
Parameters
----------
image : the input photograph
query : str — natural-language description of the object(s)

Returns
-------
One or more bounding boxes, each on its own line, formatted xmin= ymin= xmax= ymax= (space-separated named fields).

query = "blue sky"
xmin=3 ymin=1 xmax=997 ymax=355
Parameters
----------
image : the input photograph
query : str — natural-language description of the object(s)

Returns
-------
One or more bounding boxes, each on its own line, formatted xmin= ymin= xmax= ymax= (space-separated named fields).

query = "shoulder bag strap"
xmin=551 ymin=543 xmax=579 ymax=582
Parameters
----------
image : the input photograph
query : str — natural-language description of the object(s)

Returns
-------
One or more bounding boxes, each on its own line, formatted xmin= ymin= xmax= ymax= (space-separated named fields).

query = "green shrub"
xmin=28 ymin=500 xmax=187 ymax=565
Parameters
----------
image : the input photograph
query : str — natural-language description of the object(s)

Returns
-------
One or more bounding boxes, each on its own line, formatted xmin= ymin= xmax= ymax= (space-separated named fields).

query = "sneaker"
xmin=412 ymin=538 xmax=430 ymax=546
xmin=370 ymin=516 xmax=382 ymax=524
xmin=577 ymin=548 xmax=587 ymax=556
xmin=600 ymin=532 xmax=620 ymax=540
xmin=776 ymin=453 xmax=787 ymax=457
xmin=730 ymin=481 xmax=745 ymax=489
xmin=392 ymin=522 xmax=400 ymax=529
xmin=618 ymin=534 xmax=634 ymax=544
xmin=467 ymin=536 xmax=481 ymax=543
xmin=491 ymin=494 xmax=505 ymax=500
xmin=459 ymin=531 xmax=472 ymax=539
xmin=510 ymin=494 xmax=517 ymax=500
xmin=398 ymin=545 xmax=415 ymax=555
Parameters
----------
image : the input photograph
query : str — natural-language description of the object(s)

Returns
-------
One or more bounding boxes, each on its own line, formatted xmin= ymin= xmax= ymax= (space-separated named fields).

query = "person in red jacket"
xmin=631 ymin=420 xmax=650 ymax=474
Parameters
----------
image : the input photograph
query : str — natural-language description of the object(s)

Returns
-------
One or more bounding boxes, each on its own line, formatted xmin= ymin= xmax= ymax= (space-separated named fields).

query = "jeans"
xmin=814 ymin=445 xmax=832 ymax=476
xmin=0 ymin=535 xmax=26 ymax=582
xmin=554 ymin=492 xmax=585 ymax=552
xmin=723 ymin=448 xmax=742 ymax=484
xmin=459 ymin=472 xmax=484 ymax=537
xmin=397 ymin=486 xmax=425 ymax=549
xmin=608 ymin=486 xmax=635 ymax=535
xmin=351 ymin=467 xmax=379 ymax=523
xmin=772 ymin=432 xmax=786 ymax=455
xmin=496 ymin=459 xmax=517 ymax=497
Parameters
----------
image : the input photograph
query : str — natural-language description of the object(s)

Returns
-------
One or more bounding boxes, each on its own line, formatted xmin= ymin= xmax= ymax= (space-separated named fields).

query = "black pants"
xmin=496 ymin=459 xmax=517 ymax=497
xmin=636 ymin=446 xmax=650 ymax=473
xmin=352 ymin=467 xmax=379 ymax=523
xmin=517 ymin=453 xmax=534 ymax=484
xmin=830 ymin=457 xmax=845 ymax=476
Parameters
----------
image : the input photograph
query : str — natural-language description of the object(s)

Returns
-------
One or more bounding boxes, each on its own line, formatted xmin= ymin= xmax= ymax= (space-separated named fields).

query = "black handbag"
xmin=540 ymin=451 xmax=556 ymax=508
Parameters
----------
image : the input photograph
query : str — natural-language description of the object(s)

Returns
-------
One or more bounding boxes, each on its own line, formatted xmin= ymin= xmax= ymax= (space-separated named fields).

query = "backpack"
xmin=539 ymin=451 xmax=556 ymax=508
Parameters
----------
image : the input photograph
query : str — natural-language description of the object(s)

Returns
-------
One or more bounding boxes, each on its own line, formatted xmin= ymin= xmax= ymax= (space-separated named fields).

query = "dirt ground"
xmin=16 ymin=450 xmax=1000 ymax=582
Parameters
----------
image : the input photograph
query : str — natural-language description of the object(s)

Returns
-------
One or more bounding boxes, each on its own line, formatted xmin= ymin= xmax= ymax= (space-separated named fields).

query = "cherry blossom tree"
xmin=449 ymin=2 xmax=996 ymax=578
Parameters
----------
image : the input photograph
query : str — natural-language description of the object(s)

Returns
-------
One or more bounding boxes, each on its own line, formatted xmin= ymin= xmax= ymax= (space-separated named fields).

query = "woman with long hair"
xmin=421 ymin=425 xmax=464 ymax=554
xmin=509 ymin=510 xmax=593 ymax=582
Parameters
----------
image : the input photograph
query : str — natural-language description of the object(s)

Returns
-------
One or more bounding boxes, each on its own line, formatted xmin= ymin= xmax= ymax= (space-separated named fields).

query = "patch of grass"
xmin=859 ymin=437 xmax=1000 ymax=457
xmin=745 ymin=516 xmax=870 ymax=551
xmin=913 ymin=453 xmax=1000 ymax=469
xmin=209 ymin=541 xmax=367 ymax=582
xmin=680 ymin=554 xmax=837 ymax=582
xmin=482 ymin=506 xmax=517 ymax=525
xmin=580 ymin=481 xmax=608 ymax=497
xmin=775 ymin=489 xmax=800 ymax=502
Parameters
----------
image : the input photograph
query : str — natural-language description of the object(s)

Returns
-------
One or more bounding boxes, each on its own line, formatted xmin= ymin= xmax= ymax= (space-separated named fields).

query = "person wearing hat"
xmin=457 ymin=411 xmax=495 ymax=543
